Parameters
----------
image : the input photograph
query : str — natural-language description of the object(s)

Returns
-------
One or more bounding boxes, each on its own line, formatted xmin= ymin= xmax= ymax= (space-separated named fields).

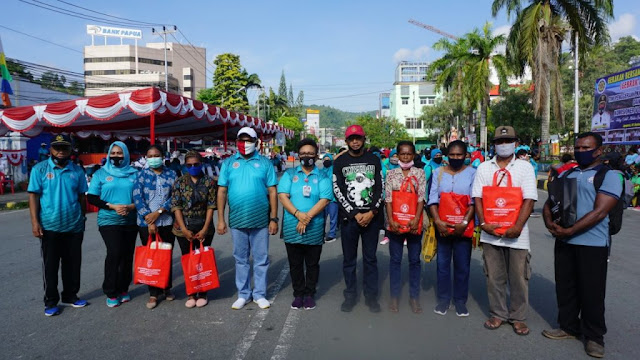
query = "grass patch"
xmin=0 ymin=201 xmax=29 ymax=211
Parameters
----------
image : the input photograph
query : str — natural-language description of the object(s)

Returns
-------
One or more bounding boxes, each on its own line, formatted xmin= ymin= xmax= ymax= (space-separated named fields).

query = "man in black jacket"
xmin=333 ymin=125 xmax=384 ymax=313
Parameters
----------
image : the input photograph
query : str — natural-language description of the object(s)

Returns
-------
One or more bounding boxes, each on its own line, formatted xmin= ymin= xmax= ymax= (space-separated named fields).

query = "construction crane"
xmin=408 ymin=19 xmax=459 ymax=41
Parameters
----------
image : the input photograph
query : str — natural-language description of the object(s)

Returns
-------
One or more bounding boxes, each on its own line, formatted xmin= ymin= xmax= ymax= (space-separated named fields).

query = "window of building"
xmin=183 ymin=87 xmax=192 ymax=92
xmin=401 ymin=98 xmax=408 ymax=105
xmin=84 ymin=69 xmax=136 ymax=76
xmin=183 ymin=74 xmax=192 ymax=80
xmin=84 ymin=56 xmax=171 ymax=67
xmin=420 ymin=98 xmax=427 ymax=105
xmin=405 ymin=118 xmax=421 ymax=129
xmin=428 ymin=97 xmax=435 ymax=105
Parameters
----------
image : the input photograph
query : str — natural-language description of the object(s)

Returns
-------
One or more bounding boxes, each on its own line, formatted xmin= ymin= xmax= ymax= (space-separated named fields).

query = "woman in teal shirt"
xmin=88 ymin=141 xmax=139 ymax=308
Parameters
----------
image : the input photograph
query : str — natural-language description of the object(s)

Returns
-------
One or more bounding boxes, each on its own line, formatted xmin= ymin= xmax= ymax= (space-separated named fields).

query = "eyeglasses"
xmin=185 ymin=163 xmax=201 ymax=168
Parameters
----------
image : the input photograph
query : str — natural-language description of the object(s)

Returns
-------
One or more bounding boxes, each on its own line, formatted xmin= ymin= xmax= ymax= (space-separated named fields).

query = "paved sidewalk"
xmin=0 ymin=191 xmax=28 ymax=207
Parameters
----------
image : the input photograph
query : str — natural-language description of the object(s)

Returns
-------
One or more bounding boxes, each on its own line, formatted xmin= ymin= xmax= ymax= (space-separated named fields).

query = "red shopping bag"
xmin=438 ymin=192 xmax=475 ymax=238
xmin=482 ymin=169 xmax=523 ymax=235
xmin=181 ymin=241 xmax=220 ymax=295
xmin=391 ymin=176 xmax=424 ymax=234
xmin=133 ymin=234 xmax=172 ymax=288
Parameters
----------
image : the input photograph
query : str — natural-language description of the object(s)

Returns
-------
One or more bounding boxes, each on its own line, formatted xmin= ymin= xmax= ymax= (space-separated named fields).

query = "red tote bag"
xmin=181 ymin=242 xmax=220 ymax=295
xmin=438 ymin=192 xmax=475 ymax=238
xmin=482 ymin=169 xmax=523 ymax=235
xmin=133 ymin=234 xmax=172 ymax=288
xmin=391 ymin=176 xmax=424 ymax=234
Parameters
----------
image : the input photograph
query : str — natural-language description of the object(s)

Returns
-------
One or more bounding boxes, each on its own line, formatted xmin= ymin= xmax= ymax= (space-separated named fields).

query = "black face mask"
xmin=322 ymin=159 xmax=332 ymax=168
xmin=53 ymin=157 xmax=69 ymax=167
xmin=110 ymin=157 xmax=124 ymax=167
xmin=300 ymin=156 xmax=315 ymax=168
xmin=348 ymin=145 xmax=364 ymax=154
xmin=433 ymin=157 xmax=443 ymax=164
xmin=449 ymin=158 xmax=464 ymax=170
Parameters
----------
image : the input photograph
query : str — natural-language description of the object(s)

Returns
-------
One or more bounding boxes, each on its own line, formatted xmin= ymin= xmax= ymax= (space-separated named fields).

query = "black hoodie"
xmin=332 ymin=151 xmax=383 ymax=220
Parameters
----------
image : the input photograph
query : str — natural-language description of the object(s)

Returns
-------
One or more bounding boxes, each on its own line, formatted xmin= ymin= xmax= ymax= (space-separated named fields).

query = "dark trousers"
xmin=99 ymin=225 xmax=138 ymax=298
xmin=139 ymin=226 xmax=176 ymax=297
xmin=555 ymin=240 xmax=608 ymax=346
xmin=285 ymin=243 xmax=323 ymax=298
xmin=177 ymin=232 xmax=213 ymax=298
xmin=40 ymin=230 xmax=84 ymax=307
xmin=388 ymin=231 xmax=422 ymax=298
xmin=341 ymin=217 xmax=380 ymax=300
xmin=436 ymin=233 xmax=472 ymax=305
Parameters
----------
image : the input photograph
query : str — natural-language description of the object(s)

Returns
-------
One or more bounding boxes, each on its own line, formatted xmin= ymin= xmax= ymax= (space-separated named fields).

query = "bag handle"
xmin=189 ymin=238 xmax=205 ymax=253
xmin=147 ymin=232 xmax=163 ymax=249
xmin=400 ymin=175 xmax=418 ymax=193
xmin=492 ymin=168 xmax=513 ymax=187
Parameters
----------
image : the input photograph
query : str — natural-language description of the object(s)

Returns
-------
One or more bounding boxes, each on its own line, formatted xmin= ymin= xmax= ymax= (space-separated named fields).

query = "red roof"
xmin=0 ymin=87 xmax=293 ymax=141
xmin=489 ymin=84 xmax=534 ymax=96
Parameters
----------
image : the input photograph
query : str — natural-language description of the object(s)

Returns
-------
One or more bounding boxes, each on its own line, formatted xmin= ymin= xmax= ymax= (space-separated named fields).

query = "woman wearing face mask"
xmin=427 ymin=140 xmax=476 ymax=317
xmin=385 ymin=141 xmax=427 ymax=313
xmin=133 ymin=145 xmax=178 ymax=309
xmin=171 ymin=151 xmax=217 ymax=308
xmin=88 ymin=141 xmax=139 ymax=308
xmin=320 ymin=153 xmax=339 ymax=243
xmin=278 ymin=138 xmax=332 ymax=310
xmin=424 ymin=148 xmax=444 ymax=183
xmin=380 ymin=150 xmax=401 ymax=245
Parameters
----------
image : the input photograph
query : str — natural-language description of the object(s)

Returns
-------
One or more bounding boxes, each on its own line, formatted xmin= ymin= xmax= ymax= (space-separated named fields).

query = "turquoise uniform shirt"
xmin=88 ymin=168 xmax=137 ymax=226
xmin=218 ymin=151 xmax=278 ymax=229
xmin=278 ymin=166 xmax=332 ymax=245
xmin=28 ymin=158 xmax=88 ymax=233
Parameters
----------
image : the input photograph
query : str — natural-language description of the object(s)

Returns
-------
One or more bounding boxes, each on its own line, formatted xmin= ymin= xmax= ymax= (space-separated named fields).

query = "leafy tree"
xmin=492 ymin=0 xmax=614 ymax=144
xmin=278 ymin=115 xmax=304 ymax=133
xmin=490 ymin=88 xmax=540 ymax=145
xmin=278 ymin=70 xmax=288 ymax=103
xmin=6 ymin=59 xmax=34 ymax=81
xmin=197 ymin=53 xmax=259 ymax=112
xmin=419 ymin=94 xmax=465 ymax=143
xmin=288 ymin=84 xmax=295 ymax=107
xmin=296 ymin=90 xmax=304 ymax=109
xmin=348 ymin=114 xmax=410 ymax=149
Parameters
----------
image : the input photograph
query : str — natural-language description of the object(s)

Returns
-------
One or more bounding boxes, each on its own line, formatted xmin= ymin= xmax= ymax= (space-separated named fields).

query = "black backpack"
xmin=592 ymin=166 xmax=624 ymax=235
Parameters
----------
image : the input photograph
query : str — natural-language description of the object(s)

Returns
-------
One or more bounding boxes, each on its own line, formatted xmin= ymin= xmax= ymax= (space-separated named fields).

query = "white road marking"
xmin=232 ymin=263 xmax=290 ymax=360
xmin=0 ymin=209 xmax=28 ymax=216
xmin=270 ymin=307 xmax=302 ymax=360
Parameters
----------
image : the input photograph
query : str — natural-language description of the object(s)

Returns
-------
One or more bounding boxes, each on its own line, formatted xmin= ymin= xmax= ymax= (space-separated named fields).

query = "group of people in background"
xmin=29 ymin=123 xmax=627 ymax=358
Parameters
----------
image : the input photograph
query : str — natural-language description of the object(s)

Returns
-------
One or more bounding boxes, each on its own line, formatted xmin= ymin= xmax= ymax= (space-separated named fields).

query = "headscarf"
xmin=321 ymin=153 xmax=334 ymax=176
xmin=429 ymin=149 xmax=443 ymax=169
xmin=388 ymin=149 xmax=399 ymax=170
xmin=103 ymin=141 xmax=138 ymax=177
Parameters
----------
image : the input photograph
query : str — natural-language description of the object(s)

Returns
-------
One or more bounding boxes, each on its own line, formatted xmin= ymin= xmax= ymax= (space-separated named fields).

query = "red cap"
xmin=345 ymin=125 xmax=365 ymax=138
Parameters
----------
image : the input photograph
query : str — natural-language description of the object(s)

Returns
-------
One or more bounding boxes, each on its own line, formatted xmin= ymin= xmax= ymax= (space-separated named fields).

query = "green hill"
xmin=305 ymin=105 xmax=376 ymax=129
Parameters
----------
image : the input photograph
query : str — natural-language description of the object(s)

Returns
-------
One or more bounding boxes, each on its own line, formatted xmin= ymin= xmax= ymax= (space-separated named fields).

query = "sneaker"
xmin=232 ymin=297 xmax=248 ymax=310
xmin=365 ymin=298 xmax=381 ymax=313
xmin=341 ymin=298 xmax=356 ymax=312
xmin=253 ymin=298 xmax=271 ymax=309
xmin=146 ymin=297 xmax=158 ymax=309
xmin=61 ymin=299 xmax=88 ymax=308
xmin=303 ymin=296 xmax=316 ymax=310
xmin=379 ymin=237 xmax=390 ymax=245
xmin=119 ymin=293 xmax=131 ymax=303
xmin=44 ymin=306 xmax=61 ymax=317
xmin=106 ymin=297 xmax=120 ymax=308
xmin=325 ymin=237 xmax=337 ymax=243
xmin=291 ymin=297 xmax=303 ymax=309
xmin=434 ymin=302 xmax=449 ymax=315
xmin=185 ymin=296 xmax=197 ymax=308
xmin=196 ymin=297 xmax=208 ymax=308
xmin=164 ymin=290 xmax=175 ymax=301
xmin=585 ymin=340 xmax=605 ymax=358
xmin=403 ymin=240 xmax=407 ymax=246
xmin=455 ymin=303 xmax=469 ymax=317
xmin=541 ymin=328 xmax=577 ymax=340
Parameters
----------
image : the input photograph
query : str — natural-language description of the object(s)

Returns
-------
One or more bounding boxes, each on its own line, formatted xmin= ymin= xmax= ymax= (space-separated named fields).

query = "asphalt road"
xmin=1 ymin=190 xmax=639 ymax=360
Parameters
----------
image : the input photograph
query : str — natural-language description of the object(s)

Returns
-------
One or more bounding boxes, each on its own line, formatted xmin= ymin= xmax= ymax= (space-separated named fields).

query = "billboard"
xmin=87 ymin=25 xmax=143 ymax=39
xmin=591 ymin=66 xmax=640 ymax=143
xmin=306 ymin=109 xmax=320 ymax=135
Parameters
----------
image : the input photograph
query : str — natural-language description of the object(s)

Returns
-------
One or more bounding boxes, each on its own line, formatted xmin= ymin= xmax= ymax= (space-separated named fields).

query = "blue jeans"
xmin=231 ymin=228 xmax=270 ymax=300
xmin=388 ymin=231 xmax=422 ymax=298
xmin=325 ymin=202 xmax=339 ymax=238
xmin=341 ymin=217 xmax=380 ymax=300
xmin=435 ymin=233 xmax=472 ymax=305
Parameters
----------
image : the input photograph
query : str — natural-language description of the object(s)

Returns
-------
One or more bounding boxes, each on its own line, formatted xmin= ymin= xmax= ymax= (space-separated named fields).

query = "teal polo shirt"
xmin=278 ymin=166 xmax=332 ymax=245
xmin=28 ymin=158 xmax=88 ymax=233
xmin=88 ymin=168 xmax=137 ymax=227
xmin=218 ymin=151 xmax=278 ymax=229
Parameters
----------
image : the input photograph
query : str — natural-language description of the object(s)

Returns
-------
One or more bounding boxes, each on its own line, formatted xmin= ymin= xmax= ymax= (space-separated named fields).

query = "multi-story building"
xmin=379 ymin=93 xmax=390 ymax=118
xmin=389 ymin=61 xmax=440 ymax=144
xmin=83 ymin=42 xmax=206 ymax=98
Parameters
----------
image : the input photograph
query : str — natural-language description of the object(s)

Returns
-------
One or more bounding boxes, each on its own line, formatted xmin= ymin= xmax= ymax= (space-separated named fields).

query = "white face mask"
xmin=495 ymin=142 xmax=516 ymax=157
xmin=237 ymin=141 xmax=256 ymax=155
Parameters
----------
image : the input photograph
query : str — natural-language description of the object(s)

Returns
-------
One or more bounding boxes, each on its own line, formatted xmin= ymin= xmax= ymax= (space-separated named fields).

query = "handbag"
xmin=133 ymin=233 xmax=172 ymax=288
xmin=547 ymin=170 xmax=578 ymax=227
xmin=391 ymin=175 xmax=424 ymax=234
xmin=421 ymin=218 xmax=437 ymax=262
xmin=181 ymin=241 xmax=220 ymax=295
xmin=438 ymin=192 xmax=475 ymax=238
xmin=482 ymin=168 xmax=523 ymax=235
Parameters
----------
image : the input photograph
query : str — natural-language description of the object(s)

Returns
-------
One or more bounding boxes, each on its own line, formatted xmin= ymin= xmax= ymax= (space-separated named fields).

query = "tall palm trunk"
xmin=541 ymin=85 xmax=551 ymax=144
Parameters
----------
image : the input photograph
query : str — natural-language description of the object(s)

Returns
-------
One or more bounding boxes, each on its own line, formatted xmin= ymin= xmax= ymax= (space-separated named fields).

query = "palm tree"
xmin=492 ymin=0 xmax=614 ymax=144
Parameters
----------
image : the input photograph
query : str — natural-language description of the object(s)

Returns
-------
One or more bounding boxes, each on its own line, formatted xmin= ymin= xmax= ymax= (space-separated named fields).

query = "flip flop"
xmin=484 ymin=317 xmax=504 ymax=330
xmin=511 ymin=321 xmax=530 ymax=336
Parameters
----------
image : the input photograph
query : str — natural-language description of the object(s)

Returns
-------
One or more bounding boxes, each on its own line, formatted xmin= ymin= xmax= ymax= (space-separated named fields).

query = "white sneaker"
xmin=231 ymin=298 xmax=248 ymax=310
xmin=379 ymin=237 xmax=390 ymax=245
xmin=253 ymin=298 xmax=271 ymax=309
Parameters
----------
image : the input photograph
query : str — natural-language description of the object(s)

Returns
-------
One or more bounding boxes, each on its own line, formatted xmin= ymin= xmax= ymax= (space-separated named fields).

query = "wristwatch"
xmin=462 ymin=220 xmax=469 ymax=225
xmin=157 ymin=209 xmax=164 ymax=214
xmin=270 ymin=217 xmax=279 ymax=223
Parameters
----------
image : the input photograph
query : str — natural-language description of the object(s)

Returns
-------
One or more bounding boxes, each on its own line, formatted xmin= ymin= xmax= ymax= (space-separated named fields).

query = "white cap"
xmin=237 ymin=127 xmax=258 ymax=139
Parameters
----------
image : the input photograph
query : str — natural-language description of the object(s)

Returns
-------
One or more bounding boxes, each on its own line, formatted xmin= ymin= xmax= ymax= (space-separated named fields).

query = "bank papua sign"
xmin=86 ymin=25 xmax=142 ymax=39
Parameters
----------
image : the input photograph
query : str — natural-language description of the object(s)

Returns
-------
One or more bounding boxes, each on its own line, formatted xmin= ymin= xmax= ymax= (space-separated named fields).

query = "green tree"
xmin=348 ymin=114 xmax=410 ymax=149
xmin=492 ymin=0 xmax=614 ymax=144
xmin=490 ymin=88 xmax=540 ymax=144
xmin=278 ymin=70 xmax=288 ymax=103
xmin=288 ymin=84 xmax=295 ymax=107
xmin=278 ymin=115 xmax=304 ymax=133
xmin=197 ymin=53 xmax=259 ymax=112
xmin=419 ymin=94 xmax=465 ymax=143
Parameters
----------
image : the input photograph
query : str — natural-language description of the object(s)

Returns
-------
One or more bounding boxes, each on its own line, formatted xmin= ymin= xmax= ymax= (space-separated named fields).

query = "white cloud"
xmin=609 ymin=13 xmax=638 ymax=41
xmin=392 ymin=45 xmax=430 ymax=63
xmin=494 ymin=24 xmax=511 ymax=36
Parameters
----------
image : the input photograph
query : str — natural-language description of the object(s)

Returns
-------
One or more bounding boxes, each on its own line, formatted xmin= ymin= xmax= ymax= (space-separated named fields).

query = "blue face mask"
xmin=575 ymin=149 xmax=597 ymax=167
xmin=187 ymin=165 xmax=203 ymax=176
xmin=464 ymin=158 xmax=471 ymax=165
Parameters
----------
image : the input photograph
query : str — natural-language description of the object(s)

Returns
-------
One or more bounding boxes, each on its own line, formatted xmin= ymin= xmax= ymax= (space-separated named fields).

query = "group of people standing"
xmin=29 ymin=124 xmax=620 ymax=358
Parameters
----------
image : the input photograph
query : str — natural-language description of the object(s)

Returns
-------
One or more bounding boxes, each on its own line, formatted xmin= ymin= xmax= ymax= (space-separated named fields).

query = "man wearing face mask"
xmin=332 ymin=125 xmax=384 ymax=313
xmin=541 ymin=132 xmax=621 ymax=358
xmin=217 ymin=127 xmax=279 ymax=310
xmin=321 ymin=153 xmax=339 ymax=243
xmin=28 ymin=134 xmax=89 ymax=316
xmin=471 ymin=126 xmax=538 ymax=336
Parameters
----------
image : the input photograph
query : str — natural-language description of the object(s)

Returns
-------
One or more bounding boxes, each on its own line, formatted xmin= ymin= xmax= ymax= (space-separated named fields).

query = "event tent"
xmin=0 ymin=87 xmax=293 ymax=144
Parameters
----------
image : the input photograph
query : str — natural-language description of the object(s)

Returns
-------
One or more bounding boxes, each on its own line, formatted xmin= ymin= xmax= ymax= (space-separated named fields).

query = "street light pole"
xmin=152 ymin=26 xmax=177 ymax=92
xmin=574 ymin=31 xmax=580 ymax=136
